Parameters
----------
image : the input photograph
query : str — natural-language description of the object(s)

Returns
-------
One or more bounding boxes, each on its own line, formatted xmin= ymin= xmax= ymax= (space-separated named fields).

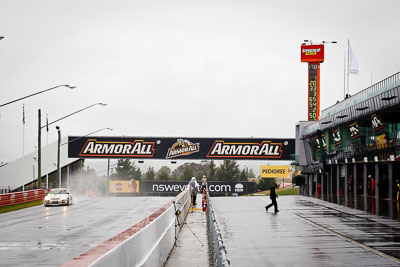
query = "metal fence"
xmin=206 ymin=193 xmax=230 ymax=267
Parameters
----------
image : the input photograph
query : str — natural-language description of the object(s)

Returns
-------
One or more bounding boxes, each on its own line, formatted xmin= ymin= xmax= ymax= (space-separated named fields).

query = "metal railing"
xmin=321 ymin=71 xmax=400 ymax=119
xmin=303 ymin=71 xmax=400 ymax=136
xmin=207 ymin=192 xmax=230 ymax=267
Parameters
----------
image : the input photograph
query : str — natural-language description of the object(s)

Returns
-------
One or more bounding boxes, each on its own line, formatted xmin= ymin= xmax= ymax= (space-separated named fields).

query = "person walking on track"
xmin=265 ymin=183 xmax=279 ymax=213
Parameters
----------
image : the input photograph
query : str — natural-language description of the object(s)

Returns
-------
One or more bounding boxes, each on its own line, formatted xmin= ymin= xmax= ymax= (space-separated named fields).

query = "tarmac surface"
xmin=210 ymin=195 xmax=400 ymax=266
xmin=0 ymin=196 xmax=173 ymax=266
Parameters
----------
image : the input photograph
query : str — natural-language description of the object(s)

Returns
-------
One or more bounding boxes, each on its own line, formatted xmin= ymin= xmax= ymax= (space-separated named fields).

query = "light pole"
xmin=56 ymin=126 xmax=61 ymax=188
xmin=60 ymin=127 xmax=113 ymax=187
xmin=0 ymin=84 xmax=76 ymax=108
xmin=37 ymin=103 xmax=107 ymax=188
xmin=61 ymin=127 xmax=113 ymax=146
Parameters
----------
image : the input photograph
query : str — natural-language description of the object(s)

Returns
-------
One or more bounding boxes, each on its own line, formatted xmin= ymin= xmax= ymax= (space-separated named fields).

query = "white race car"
xmin=44 ymin=188 xmax=73 ymax=206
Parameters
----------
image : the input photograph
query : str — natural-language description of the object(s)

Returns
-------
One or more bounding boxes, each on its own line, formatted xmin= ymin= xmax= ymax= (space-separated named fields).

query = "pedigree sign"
xmin=109 ymin=180 xmax=139 ymax=193
xmin=301 ymin=44 xmax=324 ymax=63
xmin=260 ymin=166 xmax=290 ymax=178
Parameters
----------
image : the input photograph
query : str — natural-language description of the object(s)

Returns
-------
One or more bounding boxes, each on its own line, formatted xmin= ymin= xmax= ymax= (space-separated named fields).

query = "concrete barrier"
xmin=0 ymin=189 xmax=48 ymax=207
xmin=62 ymin=187 xmax=191 ymax=267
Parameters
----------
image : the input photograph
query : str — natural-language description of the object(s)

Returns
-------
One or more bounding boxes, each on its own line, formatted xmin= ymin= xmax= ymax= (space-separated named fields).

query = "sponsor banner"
xmin=349 ymin=121 xmax=361 ymax=145
xmin=260 ymin=166 xmax=290 ymax=178
xmin=376 ymin=133 xmax=387 ymax=149
xmin=332 ymin=127 xmax=341 ymax=148
xmin=109 ymin=180 xmax=139 ymax=193
xmin=140 ymin=181 xmax=254 ymax=195
xmin=371 ymin=113 xmax=384 ymax=133
xmin=301 ymin=44 xmax=324 ymax=63
xmin=140 ymin=181 xmax=188 ymax=193
xmin=207 ymin=182 xmax=254 ymax=195
xmin=68 ymin=136 xmax=295 ymax=160
xmin=308 ymin=63 xmax=320 ymax=121
xmin=312 ymin=134 xmax=326 ymax=152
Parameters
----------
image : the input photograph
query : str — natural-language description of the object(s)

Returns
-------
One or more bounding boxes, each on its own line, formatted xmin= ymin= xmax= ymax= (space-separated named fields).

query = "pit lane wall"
xmin=62 ymin=187 xmax=191 ymax=267
xmin=0 ymin=189 xmax=48 ymax=207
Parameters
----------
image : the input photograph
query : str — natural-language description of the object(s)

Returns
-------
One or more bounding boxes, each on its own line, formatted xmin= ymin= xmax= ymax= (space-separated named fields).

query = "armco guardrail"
xmin=0 ymin=189 xmax=48 ymax=207
xmin=62 ymin=187 xmax=191 ymax=267
xmin=207 ymin=194 xmax=230 ymax=267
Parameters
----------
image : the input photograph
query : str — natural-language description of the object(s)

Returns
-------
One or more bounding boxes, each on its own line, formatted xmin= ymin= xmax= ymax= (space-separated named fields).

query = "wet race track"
xmin=212 ymin=195 xmax=400 ymax=267
xmin=0 ymin=196 xmax=173 ymax=266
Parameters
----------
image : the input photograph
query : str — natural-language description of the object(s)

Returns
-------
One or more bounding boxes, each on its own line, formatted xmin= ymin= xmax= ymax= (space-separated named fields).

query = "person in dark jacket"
xmin=265 ymin=183 xmax=279 ymax=213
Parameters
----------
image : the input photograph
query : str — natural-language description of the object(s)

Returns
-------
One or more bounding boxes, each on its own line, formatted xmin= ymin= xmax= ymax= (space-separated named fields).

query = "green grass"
xmin=0 ymin=200 xmax=43 ymax=214
xmin=252 ymin=186 xmax=299 ymax=196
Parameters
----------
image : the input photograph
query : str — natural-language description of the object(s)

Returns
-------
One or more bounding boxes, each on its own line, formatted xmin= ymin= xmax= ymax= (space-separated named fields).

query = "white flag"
xmin=349 ymin=42 xmax=359 ymax=75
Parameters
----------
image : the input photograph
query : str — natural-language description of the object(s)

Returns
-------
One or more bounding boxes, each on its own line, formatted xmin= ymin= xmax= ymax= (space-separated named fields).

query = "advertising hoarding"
xmin=109 ymin=180 xmax=139 ymax=193
xmin=301 ymin=44 xmax=324 ymax=63
xmin=68 ymin=136 xmax=295 ymax=160
xmin=260 ymin=166 xmax=290 ymax=178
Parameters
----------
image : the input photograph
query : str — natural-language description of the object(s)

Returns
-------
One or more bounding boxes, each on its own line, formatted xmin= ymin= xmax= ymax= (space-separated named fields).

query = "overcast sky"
xmin=1 ymin=0 xmax=399 ymax=173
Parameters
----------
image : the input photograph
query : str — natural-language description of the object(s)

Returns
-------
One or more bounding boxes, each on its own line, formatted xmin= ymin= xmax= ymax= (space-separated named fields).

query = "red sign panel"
xmin=301 ymin=44 xmax=324 ymax=63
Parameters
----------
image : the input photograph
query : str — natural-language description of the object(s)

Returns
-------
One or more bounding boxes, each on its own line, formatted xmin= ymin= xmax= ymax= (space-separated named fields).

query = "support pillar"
xmin=375 ymin=162 xmax=380 ymax=214
xmin=336 ymin=164 xmax=340 ymax=202
xmin=353 ymin=164 xmax=357 ymax=196
xmin=375 ymin=162 xmax=380 ymax=199
xmin=329 ymin=165 xmax=333 ymax=197
xmin=388 ymin=162 xmax=393 ymax=200
xmin=363 ymin=163 xmax=368 ymax=196
xmin=344 ymin=164 xmax=348 ymax=198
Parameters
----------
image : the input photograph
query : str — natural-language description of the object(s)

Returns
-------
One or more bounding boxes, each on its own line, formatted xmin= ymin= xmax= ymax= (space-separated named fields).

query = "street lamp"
xmin=37 ymin=102 xmax=107 ymax=189
xmin=61 ymin=127 xmax=114 ymax=146
xmin=0 ymin=84 xmax=76 ymax=108
xmin=0 ymin=35 xmax=4 ymax=41
xmin=56 ymin=126 xmax=61 ymax=188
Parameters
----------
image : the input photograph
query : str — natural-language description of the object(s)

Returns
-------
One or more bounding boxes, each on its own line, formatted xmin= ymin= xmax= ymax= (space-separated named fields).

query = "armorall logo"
xmin=79 ymin=139 xmax=155 ymax=157
xmin=166 ymin=139 xmax=200 ymax=159
xmin=207 ymin=140 xmax=283 ymax=159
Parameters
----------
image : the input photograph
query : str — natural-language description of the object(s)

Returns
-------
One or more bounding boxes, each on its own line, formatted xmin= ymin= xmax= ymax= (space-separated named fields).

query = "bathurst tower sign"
xmin=68 ymin=136 xmax=295 ymax=160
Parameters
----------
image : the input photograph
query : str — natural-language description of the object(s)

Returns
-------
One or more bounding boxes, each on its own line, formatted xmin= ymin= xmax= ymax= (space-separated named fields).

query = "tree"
xmin=114 ymin=159 xmax=135 ymax=180
xmin=182 ymin=166 xmax=194 ymax=181
xmin=135 ymin=168 xmax=142 ymax=181
xmin=216 ymin=160 xmax=240 ymax=181
xmin=239 ymin=169 xmax=247 ymax=180
xmin=157 ymin=166 xmax=171 ymax=181
xmin=255 ymin=178 xmax=276 ymax=192
xmin=171 ymin=162 xmax=209 ymax=180
xmin=248 ymin=169 xmax=256 ymax=178
xmin=144 ymin=166 xmax=156 ymax=180
xmin=208 ymin=160 xmax=217 ymax=181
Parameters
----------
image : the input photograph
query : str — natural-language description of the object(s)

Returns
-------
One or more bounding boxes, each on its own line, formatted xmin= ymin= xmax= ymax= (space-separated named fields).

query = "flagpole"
xmin=46 ymin=114 xmax=49 ymax=188
xmin=344 ymin=51 xmax=346 ymax=99
xmin=347 ymin=39 xmax=350 ymax=96
xmin=22 ymin=104 xmax=25 ymax=191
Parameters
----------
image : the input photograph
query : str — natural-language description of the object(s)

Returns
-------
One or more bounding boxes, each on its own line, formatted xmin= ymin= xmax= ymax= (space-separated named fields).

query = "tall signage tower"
xmin=301 ymin=41 xmax=325 ymax=121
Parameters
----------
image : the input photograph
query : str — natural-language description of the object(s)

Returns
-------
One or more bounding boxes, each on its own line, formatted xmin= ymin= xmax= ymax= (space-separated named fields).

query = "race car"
xmin=43 ymin=188 xmax=73 ymax=206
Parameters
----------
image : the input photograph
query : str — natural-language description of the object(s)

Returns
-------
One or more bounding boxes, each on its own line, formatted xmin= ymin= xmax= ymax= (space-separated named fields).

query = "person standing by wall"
xmin=189 ymin=177 xmax=199 ymax=206
xmin=201 ymin=175 xmax=207 ymax=192
xmin=371 ymin=176 xmax=375 ymax=197
xmin=265 ymin=183 xmax=279 ymax=213
xmin=317 ymin=183 xmax=321 ymax=197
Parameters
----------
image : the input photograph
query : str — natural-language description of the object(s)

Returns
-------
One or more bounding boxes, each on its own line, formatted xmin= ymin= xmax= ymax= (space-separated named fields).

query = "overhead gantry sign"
xmin=68 ymin=136 xmax=295 ymax=160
